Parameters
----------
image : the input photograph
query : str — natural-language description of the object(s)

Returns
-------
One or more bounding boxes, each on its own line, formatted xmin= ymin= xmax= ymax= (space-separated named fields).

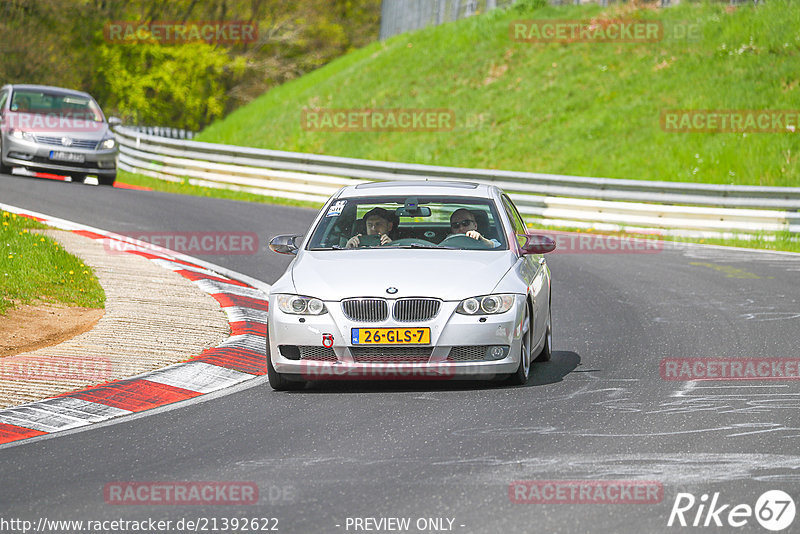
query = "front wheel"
xmin=0 ymin=147 xmax=12 ymax=174
xmin=533 ymin=304 xmax=552 ymax=363
xmin=98 ymin=173 xmax=116 ymax=186
xmin=508 ymin=303 xmax=532 ymax=385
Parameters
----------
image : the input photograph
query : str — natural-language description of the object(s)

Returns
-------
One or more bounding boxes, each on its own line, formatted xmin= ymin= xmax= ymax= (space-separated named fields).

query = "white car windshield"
xmin=307 ymin=195 xmax=508 ymax=251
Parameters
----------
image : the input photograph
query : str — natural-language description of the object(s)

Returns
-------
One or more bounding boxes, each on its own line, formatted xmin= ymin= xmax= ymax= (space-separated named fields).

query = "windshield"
xmin=10 ymin=90 xmax=104 ymax=122
xmin=307 ymin=195 xmax=507 ymax=251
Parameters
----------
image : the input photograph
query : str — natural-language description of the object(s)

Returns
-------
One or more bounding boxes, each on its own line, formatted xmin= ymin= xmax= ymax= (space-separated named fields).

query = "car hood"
xmin=290 ymin=250 xmax=517 ymax=301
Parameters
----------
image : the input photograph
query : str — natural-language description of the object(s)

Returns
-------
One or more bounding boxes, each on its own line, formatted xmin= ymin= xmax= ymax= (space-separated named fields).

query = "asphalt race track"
xmin=2 ymin=173 xmax=800 ymax=533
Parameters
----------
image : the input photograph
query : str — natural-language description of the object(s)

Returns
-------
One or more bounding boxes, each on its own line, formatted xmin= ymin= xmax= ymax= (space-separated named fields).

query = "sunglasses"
xmin=451 ymin=219 xmax=475 ymax=229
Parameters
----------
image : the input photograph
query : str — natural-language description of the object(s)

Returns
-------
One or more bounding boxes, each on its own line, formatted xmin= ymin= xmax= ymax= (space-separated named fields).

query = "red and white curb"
xmin=0 ymin=204 xmax=269 ymax=446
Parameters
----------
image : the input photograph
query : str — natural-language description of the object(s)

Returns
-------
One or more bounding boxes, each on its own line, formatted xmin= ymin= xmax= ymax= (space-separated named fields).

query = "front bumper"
xmin=268 ymin=295 xmax=526 ymax=380
xmin=1 ymin=135 xmax=116 ymax=176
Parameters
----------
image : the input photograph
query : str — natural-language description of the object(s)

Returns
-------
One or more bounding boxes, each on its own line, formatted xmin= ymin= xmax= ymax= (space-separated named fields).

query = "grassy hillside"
xmin=197 ymin=0 xmax=800 ymax=187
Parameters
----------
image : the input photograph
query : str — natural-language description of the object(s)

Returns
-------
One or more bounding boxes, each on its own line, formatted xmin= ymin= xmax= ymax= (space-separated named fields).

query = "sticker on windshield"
xmin=326 ymin=200 xmax=347 ymax=217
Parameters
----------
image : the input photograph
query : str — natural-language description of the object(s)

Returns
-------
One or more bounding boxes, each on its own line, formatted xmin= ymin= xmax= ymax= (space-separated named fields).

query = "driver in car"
xmin=345 ymin=207 xmax=395 ymax=248
xmin=448 ymin=208 xmax=501 ymax=248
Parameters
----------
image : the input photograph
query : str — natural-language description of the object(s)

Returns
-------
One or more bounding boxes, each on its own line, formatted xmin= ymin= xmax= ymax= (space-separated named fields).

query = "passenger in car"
xmin=448 ymin=208 xmax=501 ymax=248
xmin=345 ymin=207 xmax=395 ymax=248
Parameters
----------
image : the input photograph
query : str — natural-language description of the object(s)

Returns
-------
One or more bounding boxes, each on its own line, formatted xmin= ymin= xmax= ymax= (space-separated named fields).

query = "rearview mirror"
xmin=395 ymin=206 xmax=431 ymax=217
xmin=520 ymin=234 xmax=556 ymax=255
xmin=269 ymin=234 xmax=301 ymax=255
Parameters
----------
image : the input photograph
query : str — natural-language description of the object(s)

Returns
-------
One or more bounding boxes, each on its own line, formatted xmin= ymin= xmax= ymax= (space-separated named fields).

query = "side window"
xmin=0 ymin=91 xmax=7 ymax=112
xmin=502 ymin=195 xmax=528 ymax=248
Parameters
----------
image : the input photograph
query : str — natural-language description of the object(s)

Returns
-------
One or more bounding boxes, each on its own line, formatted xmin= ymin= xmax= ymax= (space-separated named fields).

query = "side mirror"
xmin=108 ymin=116 xmax=122 ymax=127
xmin=269 ymin=234 xmax=301 ymax=255
xmin=520 ymin=234 xmax=556 ymax=255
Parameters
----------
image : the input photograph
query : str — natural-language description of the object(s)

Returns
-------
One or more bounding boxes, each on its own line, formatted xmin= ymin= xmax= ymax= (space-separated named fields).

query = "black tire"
xmin=508 ymin=303 xmax=532 ymax=385
xmin=0 ymin=146 xmax=11 ymax=174
xmin=533 ymin=303 xmax=552 ymax=363
xmin=266 ymin=333 xmax=306 ymax=391
xmin=98 ymin=173 xmax=116 ymax=186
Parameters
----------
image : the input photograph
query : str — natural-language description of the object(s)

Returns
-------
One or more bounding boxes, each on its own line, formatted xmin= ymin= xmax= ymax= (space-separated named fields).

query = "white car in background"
xmin=267 ymin=181 xmax=555 ymax=390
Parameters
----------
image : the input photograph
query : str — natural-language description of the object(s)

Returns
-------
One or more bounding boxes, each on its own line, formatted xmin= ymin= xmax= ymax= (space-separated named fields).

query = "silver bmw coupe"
xmin=267 ymin=181 xmax=555 ymax=390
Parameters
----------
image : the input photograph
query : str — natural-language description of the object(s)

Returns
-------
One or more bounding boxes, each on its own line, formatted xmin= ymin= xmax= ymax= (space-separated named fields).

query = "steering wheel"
xmin=355 ymin=234 xmax=381 ymax=247
xmin=439 ymin=234 xmax=492 ymax=249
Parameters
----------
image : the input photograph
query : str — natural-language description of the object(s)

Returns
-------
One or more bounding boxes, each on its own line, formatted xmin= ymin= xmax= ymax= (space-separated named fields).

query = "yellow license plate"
xmin=351 ymin=327 xmax=430 ymax=345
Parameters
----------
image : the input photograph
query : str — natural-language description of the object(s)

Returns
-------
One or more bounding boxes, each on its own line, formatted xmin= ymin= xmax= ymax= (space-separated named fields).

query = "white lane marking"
xmin=32 ymin=397 xmax=132 ymax=422
xmin=0 ymin=405 xmax=94 ymax=432
xmin=697 ymin=384 xmax=800 ymax=394
xmin=217 ymin=334 xmax=267 ymax=352
xmin=224 ymin=306 xmax=269 ymax=324
xmin=740 ymin=311 xmax=800 ymax=321
xmin=195 ymin=279 xmax=269 ymax=300
xmin=150 ymin=258 xmax=219 ymax=276
xmin=673 ymin=393 xmax=800 ymax=397
xmin=672 ymin=380 xmax=697 ymax=398
xmin=143 ymin=362 xmax=254 ymax=394
xmin=0 ymin=376 xmax=267 ymax=451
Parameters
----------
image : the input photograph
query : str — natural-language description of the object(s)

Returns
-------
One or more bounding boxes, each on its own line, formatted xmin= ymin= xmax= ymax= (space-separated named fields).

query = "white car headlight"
xmin=9 ymin=129 xmax=34 ymax=141
xmin=456 ymin=294 xmax=515 ymax=315
xmin=276 ymin=294 xmax=327 ymax=315
xmin=101 ymin=138 xmax=116 ymax=149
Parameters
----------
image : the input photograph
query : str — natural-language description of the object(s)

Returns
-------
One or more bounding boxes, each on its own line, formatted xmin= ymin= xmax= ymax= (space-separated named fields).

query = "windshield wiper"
xmin=387 ymin=244 xmax=453 ymax=249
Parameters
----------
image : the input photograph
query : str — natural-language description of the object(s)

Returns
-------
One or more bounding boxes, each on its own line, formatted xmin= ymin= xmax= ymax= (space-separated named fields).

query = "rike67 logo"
xmin=668 ymin=490 xmax=795 ymax=531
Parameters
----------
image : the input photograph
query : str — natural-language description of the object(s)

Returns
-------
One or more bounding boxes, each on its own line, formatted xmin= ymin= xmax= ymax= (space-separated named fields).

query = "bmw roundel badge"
xmin=386 ymin=287 xmax=398 ymax=294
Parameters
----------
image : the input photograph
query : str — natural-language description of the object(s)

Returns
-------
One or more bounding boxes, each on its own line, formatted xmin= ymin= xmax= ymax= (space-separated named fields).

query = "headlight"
xmin=101 ymin=138 xmax=116 ymax=149
xmin=276 ymin=294 xmax=327 ymax=315
xmin=9 ymin=129 xmax=33 ymax=141
xmin=456 ymin=294 xmax=516 ymax=315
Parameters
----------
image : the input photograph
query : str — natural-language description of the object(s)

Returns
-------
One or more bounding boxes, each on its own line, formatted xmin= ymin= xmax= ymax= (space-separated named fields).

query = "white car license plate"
xmin=351 ymin=327 xmax=430 ymax=345
xmin=49 ymin=151 xmax=85 ymax=163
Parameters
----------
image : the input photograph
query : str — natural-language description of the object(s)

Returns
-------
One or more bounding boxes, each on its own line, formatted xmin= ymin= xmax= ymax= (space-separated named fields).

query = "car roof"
xmin=5 ymin=84 xmax=93 ymax=98
xmin=338 ymin=180 xmax=502 ymax=199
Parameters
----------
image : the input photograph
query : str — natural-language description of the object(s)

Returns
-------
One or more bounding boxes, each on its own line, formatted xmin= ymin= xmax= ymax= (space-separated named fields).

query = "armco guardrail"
xmin=114 ymin=126 xmax=800 ymax=238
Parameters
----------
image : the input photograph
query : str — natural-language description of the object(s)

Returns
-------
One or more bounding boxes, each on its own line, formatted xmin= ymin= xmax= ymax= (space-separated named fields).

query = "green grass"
xmin=196 ymin=0 xmax=800 ymax=187
xmin=673 ymin=230 xmax=800 ymax=253
xmin=0 ymin=211 xmax=105 ymax=314
xmin=118 ymin=170 xmax=324 ymax=210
